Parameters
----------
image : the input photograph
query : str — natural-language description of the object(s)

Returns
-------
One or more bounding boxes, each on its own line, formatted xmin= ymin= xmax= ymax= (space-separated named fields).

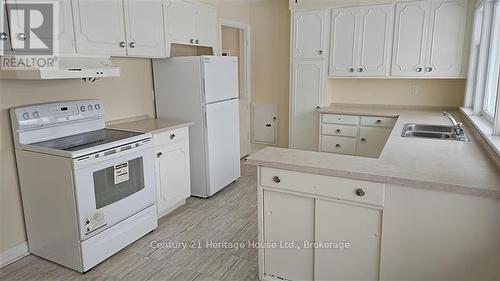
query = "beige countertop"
xmin=107 ymin=117 xmax=194 ymax=134
xmin=246 ymin=105 xmax=500 ymax=199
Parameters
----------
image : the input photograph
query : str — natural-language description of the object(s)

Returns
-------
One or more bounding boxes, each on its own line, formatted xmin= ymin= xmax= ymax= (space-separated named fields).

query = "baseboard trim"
xmin=0 ymin=242 xmax=29 ymax=268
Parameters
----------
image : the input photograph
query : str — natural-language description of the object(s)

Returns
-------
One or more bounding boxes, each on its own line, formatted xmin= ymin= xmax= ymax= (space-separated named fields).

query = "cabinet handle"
xmin=336 ymin=129 xmax=341 ymax=134
xmin=156 ymin=152 xmax=162 ymax=158
xmin=190 ymin=39 xmax=194 ymax=43
xmin=348 ymin=67 xmax=355 ymax=73
xmin=272 ymin=176 xmax=281 ymax=183
xmin=358 ymin=68 xmax=364 ymax=72
xmin=0 ymin=32 xmax=7 ymax=41
xmin=129 ymin=41 xmax=136 ymax=48
xmin=361 ymin=138 xmax=367 ymax=142
xmin=355 ymin=188 xmax=366 ymax=197
xmin=195 ymin=39 xmax=200 ymax=44
xmin=18 ymin=33 xmax=27 ymax=41
xmin=315 ymin=105 xmax=321 ymax=110
xmin=415 ymin=67 xmax=423 ymax=72
xmin=335 ymin=144 xmax=341 ymax=148
xmin=425 ymin=67 xmax=433 ymax=72
xmin=169 ymin=133 xmax=176 ymax=140
xmin=119 ymin=41 xmax=126 ymax=48
xmin=375 ymin=119 xmax=382 ymax=124
xmin=317 ymin=49 xmax=323 ymax=55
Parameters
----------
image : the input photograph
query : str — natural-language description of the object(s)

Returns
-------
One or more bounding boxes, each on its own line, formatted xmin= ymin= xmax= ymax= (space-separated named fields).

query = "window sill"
xmin=460 ymin=107 xmax=500 ymax=158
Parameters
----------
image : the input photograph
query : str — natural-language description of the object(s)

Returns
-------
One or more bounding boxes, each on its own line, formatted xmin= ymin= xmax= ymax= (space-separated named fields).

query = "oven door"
xmin=72 ymin=140 xmax=156 ymax=240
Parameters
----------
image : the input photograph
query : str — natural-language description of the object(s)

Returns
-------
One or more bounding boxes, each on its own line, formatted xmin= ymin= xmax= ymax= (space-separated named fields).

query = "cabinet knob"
xmin=315 ymin=105 xmax=321 ymax=110
xmin=336 ymin=129 xmax=341 ymax=134
xmin=415 ymin=67 xmax=423 ymax=72
xmin=348 ymin=67 xmax=355 ymax=73
xmin=169 ymin=133 xmax=176 ymax=140
xmin=195 ymin=39 xmax=200 ymax=44
xmin=190 ymin=39 xmax=195 ymax=43
xmin=119 ymin=41 xmax=126 ymax=48
xmin=358 ymin=68 xmax=364 ymax=73
xmin=317 ymin=49 xmax=323 ymax=55
xmin=272 ymin=176 xmax=281 ymax=183
xmin=375 ymin=119 xmax=382 ymax=124
xmin=156 ymin=152 xmax=163 ymax=158
xmin=0 ymin=32 xmax=7 ymax=41
xmin=355 ymin=188 xmax=366 ymax=197
xmin=335 ymin=144 xmax=341 ymax=148
xmin=425 ymin=67 xmax=433 ymax=72
xmin=361 ymin=138 xmax=367 ymax=142
xmin=18 ymin=33 xmax=27 ymax=41
xmin=129 ymin=41 xmax=136 ymax=48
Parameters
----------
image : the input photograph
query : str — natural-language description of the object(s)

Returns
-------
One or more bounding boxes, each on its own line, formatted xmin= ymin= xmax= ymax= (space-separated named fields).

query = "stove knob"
xmin=94 ymin=103 xmax=101 ymax=110
xmin=80 ymin=105 xmax=86 ymax=112
xmin=33 ymin=111 xmax=40 ymax=119
xmin=22 ymin=112 xmax=30 ymax=120
xmin=87 ymin=104 xmax=93 ymax=111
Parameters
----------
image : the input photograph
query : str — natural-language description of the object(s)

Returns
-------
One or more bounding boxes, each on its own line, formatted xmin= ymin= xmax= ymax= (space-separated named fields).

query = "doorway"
xmin=219 ymin=19 xmax=251 ymax=158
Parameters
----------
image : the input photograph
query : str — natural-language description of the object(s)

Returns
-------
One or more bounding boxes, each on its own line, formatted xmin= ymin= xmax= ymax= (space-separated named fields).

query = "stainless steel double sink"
xmin=401 ymin=123 xmax=470 ymax=142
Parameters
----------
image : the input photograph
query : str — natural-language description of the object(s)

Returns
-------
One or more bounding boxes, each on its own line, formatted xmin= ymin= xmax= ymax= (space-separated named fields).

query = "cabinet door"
xmin=7 ymin=0 xmax=75 ymax=54
xmin=329 ymin=7 xmax=359 ymax=76
xmin=357 ymin=4 xmax=394 ymax=77
xmin=195 ymin=5 xmax=217 ymax=48
xmin=155 ymin=139 xmax=191 ymax=216
xmin=263 ymin=190 xmax=314 ymax=281
xmin=0 ymin=0 xmax=11 ymax=55
xmin=290 ymin=59 xmax=325 ymax=151
xmin=315 ymin=199 xmax=382 ymax=280
xmin=391 ymin=0 xmax=430 ymax=77
xmin=163 ymin=0 xmax=196 ymax=46
xmin=425 ymin=0 xmax=468 ymax=77
xmin=292 ymin=10 xmax=328 ymax=59
xmin=72 ymin=0 xmax=126 ymax=56
xmin=358 ymin=126 xmax=392 ymax=158
xmin=124 ymin=0 xmax=165 ymax=57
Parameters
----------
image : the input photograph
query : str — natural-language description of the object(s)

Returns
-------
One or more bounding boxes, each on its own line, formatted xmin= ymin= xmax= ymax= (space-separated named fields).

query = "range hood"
xmin=0 ymin=56 xmax=120 ymax=80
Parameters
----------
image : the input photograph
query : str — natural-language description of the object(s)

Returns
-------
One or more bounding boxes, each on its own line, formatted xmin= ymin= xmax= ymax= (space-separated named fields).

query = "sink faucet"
xmin=443 ymin=112 xmax=464 ymax=135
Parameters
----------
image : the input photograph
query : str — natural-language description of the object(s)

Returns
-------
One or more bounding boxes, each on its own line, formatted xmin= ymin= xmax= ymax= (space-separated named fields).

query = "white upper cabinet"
xmin=330 ymin=7 xmax=358 ymax=76
xmin=329 ymin=4 xmax=394 ymax=77
xmin=123 ymin=0 xmax=166 ymax=57
xmin=72 ymin=0 xmax=127 ymax=56
xmin=163 ymin=0 xmax=218 ymax=50
xmin=425 ymin=0 xmax=468 ymax=77
xmin=292 ymin=10 xmax=328 ymax=59
xmin=6 ymin=0 xmax=75 ymax=55
xmin=392 ymin=0 xmax=468 ymax=77
xmin=0 ymin=0 xmax=11 ymax=55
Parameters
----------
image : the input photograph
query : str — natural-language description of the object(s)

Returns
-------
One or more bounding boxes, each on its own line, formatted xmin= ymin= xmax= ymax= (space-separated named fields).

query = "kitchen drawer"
xmin=153 ymin=127 xmax=188 ymax=147
xmin=260 ymin=167 xmax=385 ymax=207
xmin=322 ymin=124 xmax=358 ymax=137
xmin=322 ymin=114 xmax=359 ymax=125
xmin=360 ymin=116 xmax=396 ymax=128
xmin=320 ymin=135 xmax=356 ymax=155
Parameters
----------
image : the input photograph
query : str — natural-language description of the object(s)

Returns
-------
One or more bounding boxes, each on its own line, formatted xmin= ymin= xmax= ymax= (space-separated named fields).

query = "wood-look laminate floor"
xmin=0 ymin=164 xmax=259 ymax=281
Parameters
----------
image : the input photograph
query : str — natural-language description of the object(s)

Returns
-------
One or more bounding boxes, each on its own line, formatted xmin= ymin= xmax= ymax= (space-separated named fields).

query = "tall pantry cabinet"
xmin=289 ymin=10 xmax=329 ymax=151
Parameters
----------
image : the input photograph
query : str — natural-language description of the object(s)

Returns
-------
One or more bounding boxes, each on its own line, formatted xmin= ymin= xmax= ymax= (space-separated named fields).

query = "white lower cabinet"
xmin=263 ymin=190 xmax=314 ymax=281
xmin=315 ymin=199 xmax=382 ymax=280
xmin=358 ymin=126 xmax=392 ymax=158
xmin=153 ymin=127 xmax=191 ymax=217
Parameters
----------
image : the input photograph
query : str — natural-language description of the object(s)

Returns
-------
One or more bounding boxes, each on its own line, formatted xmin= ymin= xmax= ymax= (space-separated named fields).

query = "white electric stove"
xmin=10 ymin=100 xmax=157 ymax=272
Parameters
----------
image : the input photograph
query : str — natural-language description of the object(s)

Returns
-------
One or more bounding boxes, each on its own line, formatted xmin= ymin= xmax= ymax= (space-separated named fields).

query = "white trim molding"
xmin=0 ymin=242 xmax=29 ymax=268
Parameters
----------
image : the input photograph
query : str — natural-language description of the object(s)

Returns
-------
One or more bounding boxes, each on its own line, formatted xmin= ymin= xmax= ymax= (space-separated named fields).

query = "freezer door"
xmin=202 ymin=56 xmax=239 ymax=103
xmin=205 ymin=98 xmax=241 ymax=195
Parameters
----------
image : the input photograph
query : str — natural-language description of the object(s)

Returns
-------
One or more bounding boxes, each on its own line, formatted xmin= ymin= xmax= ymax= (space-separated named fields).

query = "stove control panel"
xmin=12 ymin=100 xmax=105 ymax=130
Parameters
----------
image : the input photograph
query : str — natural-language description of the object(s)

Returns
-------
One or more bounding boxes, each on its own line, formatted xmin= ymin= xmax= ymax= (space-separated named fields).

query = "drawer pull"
xmin=273 ymin=176 xmax=281 ymax=183
xmin=336 ymin=129 xmax=341 ymax=134
xmin=169 ymin=133 xmax=176 ymax=140
xmin=361 ymin=138 xmax=367 ymax=142
xmin=375 ymin=120 xmax=382 ymax=124
xmin=355 ymin=188 xmax=366 ymax=197
xmin=335 ymin=144 xmax=341 ymax=148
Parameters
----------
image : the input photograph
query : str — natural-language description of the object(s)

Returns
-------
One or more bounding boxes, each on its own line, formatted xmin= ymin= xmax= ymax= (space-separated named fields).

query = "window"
xmin=482 ymin=1 xmax=500 ymax=121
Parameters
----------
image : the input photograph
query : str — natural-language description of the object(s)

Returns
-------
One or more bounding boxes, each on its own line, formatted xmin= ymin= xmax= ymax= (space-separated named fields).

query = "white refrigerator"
xmin=153 ymin=56 xmax=241 ymax=197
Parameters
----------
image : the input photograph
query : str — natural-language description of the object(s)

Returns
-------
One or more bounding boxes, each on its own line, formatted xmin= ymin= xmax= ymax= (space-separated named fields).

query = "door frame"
xmin=219 ymin=18 xmax=251 ymax=157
